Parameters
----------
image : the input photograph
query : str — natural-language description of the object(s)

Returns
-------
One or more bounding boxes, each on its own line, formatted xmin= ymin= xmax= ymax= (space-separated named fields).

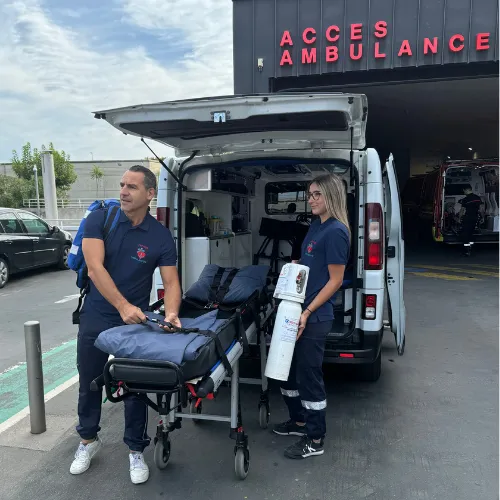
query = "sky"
xmin=0 ymin=0 xmax=234 ymax=163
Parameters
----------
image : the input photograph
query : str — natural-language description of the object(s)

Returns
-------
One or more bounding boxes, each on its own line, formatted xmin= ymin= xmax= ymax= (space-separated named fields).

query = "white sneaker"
xmin=129 ymin=452 xmax=149 ymax=485
xmin=69 ymin=437 xmax=102 ymax=475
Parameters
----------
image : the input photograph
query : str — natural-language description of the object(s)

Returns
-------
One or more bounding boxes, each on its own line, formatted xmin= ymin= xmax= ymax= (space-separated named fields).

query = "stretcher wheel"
xmin=154 ymin=435 xmax=171 ymax=470
xmin=234 ymin=448 xmax=249 ymax=480
xmin=189 ymin=399 xmax=202 ymax=423
xmin=258 ymin=404 xmax=270 ymax=429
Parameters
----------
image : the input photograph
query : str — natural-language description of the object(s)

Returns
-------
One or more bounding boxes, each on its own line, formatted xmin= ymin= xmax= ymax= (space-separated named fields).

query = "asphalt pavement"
xmin=0 ymin=245 xmax=498 ymax=500
xmin=0 ymin=267 xmax=79 ymax=373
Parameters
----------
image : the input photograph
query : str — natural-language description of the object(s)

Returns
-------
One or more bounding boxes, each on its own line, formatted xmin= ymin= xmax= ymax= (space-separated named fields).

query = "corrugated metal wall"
xmin=233 ymin=0 xmax=499 ymax=93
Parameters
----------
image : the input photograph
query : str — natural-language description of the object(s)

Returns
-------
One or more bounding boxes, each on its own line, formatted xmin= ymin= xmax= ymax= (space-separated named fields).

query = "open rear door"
xmin=383 ymin=154 xmax=406 ymax=355
xmin=93 ymin=93 xmax=367 ymax=156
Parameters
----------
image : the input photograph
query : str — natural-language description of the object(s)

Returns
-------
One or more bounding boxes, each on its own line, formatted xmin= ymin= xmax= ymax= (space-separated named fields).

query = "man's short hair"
xmin=129 ymin=165 xmax=157 ymax=191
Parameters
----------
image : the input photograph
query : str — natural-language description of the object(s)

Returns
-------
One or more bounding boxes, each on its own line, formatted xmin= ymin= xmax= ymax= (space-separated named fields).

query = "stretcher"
xmin=91 ymin=285 xmax=276 ymax=480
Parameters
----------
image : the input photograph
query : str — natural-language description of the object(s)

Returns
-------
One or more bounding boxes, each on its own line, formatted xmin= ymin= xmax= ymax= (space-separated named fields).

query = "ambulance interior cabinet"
xmin=184 ymin=236 xmax=235 ymax=291
xmin=234 ymin=232 xmax=252 ymax=268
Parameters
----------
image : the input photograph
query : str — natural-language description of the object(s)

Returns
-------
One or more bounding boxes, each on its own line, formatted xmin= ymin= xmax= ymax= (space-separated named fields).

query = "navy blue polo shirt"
xmin=81 ymin=209 xmax=177 ymax=325
xmin=300 ymin=218 xmax=350 ymax=323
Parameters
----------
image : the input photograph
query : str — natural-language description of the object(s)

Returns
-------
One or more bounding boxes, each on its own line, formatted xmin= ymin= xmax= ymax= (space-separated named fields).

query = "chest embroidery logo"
xmin=132 ymin=244 xmax=148 ymax=264
xmin=305 ymin=240 xmax=316 ymax=257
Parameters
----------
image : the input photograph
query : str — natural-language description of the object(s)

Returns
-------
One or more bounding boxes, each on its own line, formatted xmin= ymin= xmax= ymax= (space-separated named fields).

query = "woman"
xmin=273 ymin=173 xmax=350 ymax=460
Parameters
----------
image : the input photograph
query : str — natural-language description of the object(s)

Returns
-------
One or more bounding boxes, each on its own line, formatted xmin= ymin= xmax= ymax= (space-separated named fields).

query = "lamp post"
xmin=33 ymin=165 xmax=40 ymax=215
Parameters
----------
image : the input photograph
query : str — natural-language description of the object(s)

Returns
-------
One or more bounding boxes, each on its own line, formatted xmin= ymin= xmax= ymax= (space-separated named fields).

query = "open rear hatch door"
xmin=383 ymin=154 xmax=406 ymax=355
xmin=93 ymin=93 xmax=367 ymax=156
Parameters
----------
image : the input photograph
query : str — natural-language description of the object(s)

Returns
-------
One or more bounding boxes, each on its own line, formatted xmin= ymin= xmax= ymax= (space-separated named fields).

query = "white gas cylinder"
xmin=265 ymin=263 xmax=309 ymax=381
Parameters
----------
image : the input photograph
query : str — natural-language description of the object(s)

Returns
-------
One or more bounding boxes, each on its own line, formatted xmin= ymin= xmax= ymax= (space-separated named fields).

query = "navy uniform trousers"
xmin=280 ymin=320 xmax=333 ymax=440
xmin=76 ymin=315 xmax=151 ymax=452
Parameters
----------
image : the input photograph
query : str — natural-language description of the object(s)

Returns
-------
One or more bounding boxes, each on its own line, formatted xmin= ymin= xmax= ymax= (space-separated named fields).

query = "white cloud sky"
xmin=0 ymin=0 xmax=233 ymax=163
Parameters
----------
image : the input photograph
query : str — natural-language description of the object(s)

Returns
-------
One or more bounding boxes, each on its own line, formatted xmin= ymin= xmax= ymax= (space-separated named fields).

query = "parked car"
xmin=0 ymin=208 xmax=73 ymax=288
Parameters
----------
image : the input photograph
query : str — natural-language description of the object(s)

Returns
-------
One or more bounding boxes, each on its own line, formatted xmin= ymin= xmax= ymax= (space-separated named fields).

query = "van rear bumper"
xmin=323 ymin=328 xmax=383 ymax=364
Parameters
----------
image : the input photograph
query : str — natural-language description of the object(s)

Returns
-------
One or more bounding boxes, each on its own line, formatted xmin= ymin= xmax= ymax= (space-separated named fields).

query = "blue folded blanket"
xmin=94 ymin=310 xmax=226 ymax=365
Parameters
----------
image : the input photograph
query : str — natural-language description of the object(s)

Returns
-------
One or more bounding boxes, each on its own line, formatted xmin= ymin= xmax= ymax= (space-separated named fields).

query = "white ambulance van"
xmin=93 ymin=93 xmax=406 ymax=382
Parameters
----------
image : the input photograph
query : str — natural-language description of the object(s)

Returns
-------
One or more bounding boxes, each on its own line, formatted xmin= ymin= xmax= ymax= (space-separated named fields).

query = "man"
xmin=70 ymin=165 xmax=182 ymax=484
xmin=458 ymin=186 xmax=482 ymax=256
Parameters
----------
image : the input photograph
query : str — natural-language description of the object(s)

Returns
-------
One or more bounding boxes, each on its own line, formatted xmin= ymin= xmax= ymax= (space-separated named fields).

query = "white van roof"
xmin=93 ymin=93 xmax=367 ymax=156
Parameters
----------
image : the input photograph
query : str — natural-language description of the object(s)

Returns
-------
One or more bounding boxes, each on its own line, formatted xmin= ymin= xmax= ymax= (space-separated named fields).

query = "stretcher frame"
xmin=93 ymin=291 xmax=275 ymax=480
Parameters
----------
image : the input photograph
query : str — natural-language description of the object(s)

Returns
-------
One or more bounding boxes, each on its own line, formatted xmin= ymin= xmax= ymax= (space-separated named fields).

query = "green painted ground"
xmin=0 ymin=339 xmax=77 ymax=424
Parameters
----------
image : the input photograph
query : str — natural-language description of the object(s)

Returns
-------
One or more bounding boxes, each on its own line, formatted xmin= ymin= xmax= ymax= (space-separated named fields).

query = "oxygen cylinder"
xmin=265 ymin=263 xmax=309 ymax=381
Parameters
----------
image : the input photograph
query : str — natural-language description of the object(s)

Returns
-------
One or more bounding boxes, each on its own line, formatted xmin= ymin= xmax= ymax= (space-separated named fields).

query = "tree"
xmin=0 ymin=175 xmax=36 ymax=208
xmin=11 ymin=142 xmax=77 ymax=196
xmin=90 ymin=165 xmax=104 ymax=197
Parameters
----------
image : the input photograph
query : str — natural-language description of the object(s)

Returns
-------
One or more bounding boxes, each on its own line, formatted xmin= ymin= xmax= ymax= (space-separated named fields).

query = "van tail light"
xmin=156 ymin=207 xmax=170 ymax=228
xmin=157 ymin=289 xmax=165 ymax=300
xmin=363 ymin=294 xmax=377 ymax=320
xmin=365 ymin=203 xmax=384 ymax=270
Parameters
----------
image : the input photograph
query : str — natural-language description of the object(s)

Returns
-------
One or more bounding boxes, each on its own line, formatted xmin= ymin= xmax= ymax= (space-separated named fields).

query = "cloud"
xmin=0 ymin=0 xmax=234 ymax=162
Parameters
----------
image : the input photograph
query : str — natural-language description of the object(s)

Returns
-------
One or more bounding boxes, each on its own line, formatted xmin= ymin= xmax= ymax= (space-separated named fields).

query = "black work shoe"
xmin=284 ymin=436 xmax=324 ymax=459
xmin=272 ymin=419 xmax=307 ymax=437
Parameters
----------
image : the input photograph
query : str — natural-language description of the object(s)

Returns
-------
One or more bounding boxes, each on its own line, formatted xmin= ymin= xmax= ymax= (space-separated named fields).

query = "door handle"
xmin=4 ymin=240 xmax=12 ymax=244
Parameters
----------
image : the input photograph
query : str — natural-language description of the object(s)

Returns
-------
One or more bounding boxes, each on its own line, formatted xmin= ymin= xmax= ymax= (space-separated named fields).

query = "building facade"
xmin=232 ymin=0 xmax=499 ymax=184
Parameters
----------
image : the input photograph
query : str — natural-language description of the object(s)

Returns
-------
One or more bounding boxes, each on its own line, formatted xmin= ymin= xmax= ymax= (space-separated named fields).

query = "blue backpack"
xmin=69 ymin=199 xmax=121 ymax=324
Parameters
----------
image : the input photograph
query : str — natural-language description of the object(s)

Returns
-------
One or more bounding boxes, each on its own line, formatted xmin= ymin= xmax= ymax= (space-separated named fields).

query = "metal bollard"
xmin=24 ymin=321 xmax=46 ymax=434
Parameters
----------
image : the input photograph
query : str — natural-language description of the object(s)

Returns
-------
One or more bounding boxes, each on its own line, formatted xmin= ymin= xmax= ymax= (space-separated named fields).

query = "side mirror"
xmin=51 ymin=226 xmax=60 ymax=234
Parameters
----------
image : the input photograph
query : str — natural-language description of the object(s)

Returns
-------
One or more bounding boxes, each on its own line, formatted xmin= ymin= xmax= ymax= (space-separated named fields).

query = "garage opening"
xmin=270 ymin=71 xmax=499 ymax=251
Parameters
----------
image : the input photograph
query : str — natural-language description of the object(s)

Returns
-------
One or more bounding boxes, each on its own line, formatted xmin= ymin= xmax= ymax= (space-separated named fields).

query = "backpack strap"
xmin=103 ymin=206 xmax=120 ymax=241
xmin=72 ymin=206 xmax=120 ymax=325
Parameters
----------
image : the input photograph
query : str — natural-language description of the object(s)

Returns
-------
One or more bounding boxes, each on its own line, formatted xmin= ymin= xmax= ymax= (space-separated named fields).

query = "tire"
xmin=358 ymin=351 xmax=382 ymax=382
xmin=189 ymin=399 xmax=202 ymax=424
xmin=0 ymin=258 xmax=9 ymax=289
xmin=234 ymin=448 xmax=249 ymax=480
xmin=58 ymin=245 xmax=70 ymax=270
xmin=258 ymin=405 xmax=269 ymax=430
xmin=153 ymin=435 xmax=171 ymax=470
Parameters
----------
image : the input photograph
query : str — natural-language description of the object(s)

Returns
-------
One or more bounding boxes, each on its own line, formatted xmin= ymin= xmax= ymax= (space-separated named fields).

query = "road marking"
xmin=55 ymin=294 xmax=80 ymax=304
xmin=0 ymin=375 xmax=79 ymax=435
xmin=413 ymin=265 xmax=498 ymax=277
xmin=466 ymin=264 xmax=499 ymax=270
xmin=0 ymin=339 xmax=78 ymax=427
xmin=406 ymin=271 xmax=479 ymax=281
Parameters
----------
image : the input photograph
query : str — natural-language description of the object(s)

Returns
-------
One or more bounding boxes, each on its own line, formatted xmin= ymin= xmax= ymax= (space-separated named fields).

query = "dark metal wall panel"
xmin=253 ymin=0 xmax=275 ymax=90
xmin=469 ymin=0 xmax=499 ymax=63
xmin=367 ymin=0 xmax=396 ymax=71
xmin=442 ymin=0 xmax=473 ymax=65
xmin=232 ymin=0 xmax=500 ymax=94
xmin=321 ymin=0 xmax=347 ymax=74
xmin=392 ymin=0 xmax=420 ymax=69
xmin=274 ymin=0 xmax=300 ymax=79
xmin=344 ymin=0 xmax=371 ymax=72
xmin=296 ymin=0 xmax=323 ymax=76
xmin=232 ymin=0 xmax=255 ymax=94
xmin=416 ymin=0 xmax=446 ymax=67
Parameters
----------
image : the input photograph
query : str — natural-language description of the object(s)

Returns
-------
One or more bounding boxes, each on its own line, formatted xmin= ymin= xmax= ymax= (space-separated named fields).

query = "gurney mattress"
xmin=101 ymin=302 xmax=269 ymax=389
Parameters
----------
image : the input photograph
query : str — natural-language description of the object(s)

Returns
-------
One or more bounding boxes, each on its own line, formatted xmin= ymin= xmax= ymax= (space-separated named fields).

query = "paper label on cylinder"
xmin=275 ymin=278 xmax=288 ymax=295
xmin=275 ymin=265 xmax=290 ymax=294
xmin=280 ymin=317 xmax=299 ymax=343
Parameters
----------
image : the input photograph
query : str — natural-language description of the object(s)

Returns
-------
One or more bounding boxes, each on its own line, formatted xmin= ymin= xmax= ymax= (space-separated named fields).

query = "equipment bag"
xmin=68 ymin=199 xmax=121 ymax=325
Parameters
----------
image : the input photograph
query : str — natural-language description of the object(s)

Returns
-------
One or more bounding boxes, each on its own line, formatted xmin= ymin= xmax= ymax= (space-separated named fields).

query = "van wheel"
xmin=358 ymin=351 xmax=382 ymax=382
